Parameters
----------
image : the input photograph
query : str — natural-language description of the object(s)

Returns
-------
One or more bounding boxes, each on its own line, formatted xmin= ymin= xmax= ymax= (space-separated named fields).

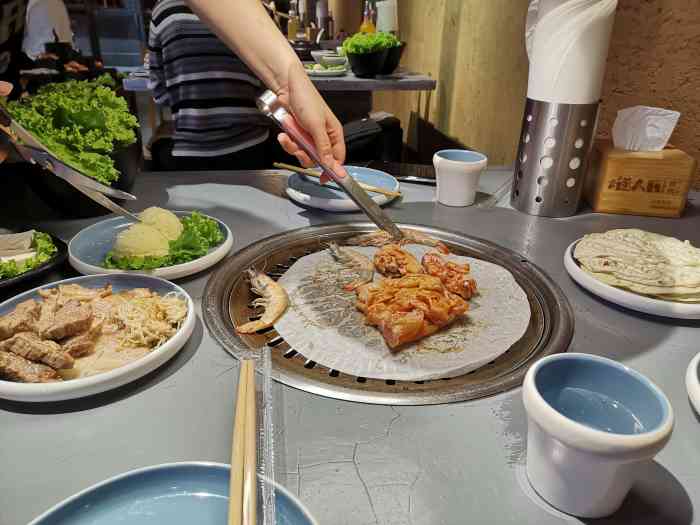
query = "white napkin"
xmin=527 ymin=0 xmax=618 ymax=104
xmin=612 ymin=106 xmax=681 ymax=151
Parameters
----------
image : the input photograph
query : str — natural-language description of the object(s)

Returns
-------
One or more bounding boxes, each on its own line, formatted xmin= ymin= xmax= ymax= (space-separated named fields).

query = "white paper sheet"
xmin=274 ymin=246 xmax=531 ymax=381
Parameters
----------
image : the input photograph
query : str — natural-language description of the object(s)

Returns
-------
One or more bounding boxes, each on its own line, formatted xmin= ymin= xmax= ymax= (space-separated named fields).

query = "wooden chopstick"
xmin=273 ymin=162 xmax=402 ymax=198
xmin=228 ymin=360 xmax=250 ymax=525
xmin=243 ymin=360 xmax=257 ymax=525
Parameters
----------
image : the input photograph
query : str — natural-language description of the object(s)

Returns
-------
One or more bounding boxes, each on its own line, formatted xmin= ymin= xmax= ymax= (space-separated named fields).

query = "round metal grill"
xmin=202 ymin=222 xmax=574 ymax=405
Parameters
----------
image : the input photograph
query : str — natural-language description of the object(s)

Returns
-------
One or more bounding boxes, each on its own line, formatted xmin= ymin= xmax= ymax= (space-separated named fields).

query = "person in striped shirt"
xmin=149 ymin=0 xmax=345 ymax=178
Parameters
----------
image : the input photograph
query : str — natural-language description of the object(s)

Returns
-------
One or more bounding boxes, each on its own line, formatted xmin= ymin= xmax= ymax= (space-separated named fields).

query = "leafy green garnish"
xmin=0 ymin=232 xmax=58 ymax=279
xmin=103 ymin=212 xmax=225 ymax=270
xmin=342 ymin=32 xmax=401 ymax=55
xmin=7 ymin=75 xmax=138 ymax=185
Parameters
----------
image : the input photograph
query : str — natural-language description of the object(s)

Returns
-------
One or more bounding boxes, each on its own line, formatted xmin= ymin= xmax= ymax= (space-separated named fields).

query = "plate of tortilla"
xmin=565 ymin=229 xmax=700 ymax=319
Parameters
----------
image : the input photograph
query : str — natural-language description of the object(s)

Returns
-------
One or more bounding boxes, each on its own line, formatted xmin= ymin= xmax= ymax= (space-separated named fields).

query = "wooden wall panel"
xmin=373 ymin=0 xmax=530 ymax=167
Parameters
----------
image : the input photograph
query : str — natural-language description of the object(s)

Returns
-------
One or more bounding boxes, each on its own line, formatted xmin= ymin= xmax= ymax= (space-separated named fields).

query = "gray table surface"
xmin=122 ymin=69 xmax=437 ymax=93
xmin=1 ymin=168 xmax=699 ymax=525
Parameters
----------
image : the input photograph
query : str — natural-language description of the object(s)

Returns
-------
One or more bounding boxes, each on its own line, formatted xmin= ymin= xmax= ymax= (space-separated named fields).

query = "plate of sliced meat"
xmin=0 ymin=274 xmax=195 ymax=402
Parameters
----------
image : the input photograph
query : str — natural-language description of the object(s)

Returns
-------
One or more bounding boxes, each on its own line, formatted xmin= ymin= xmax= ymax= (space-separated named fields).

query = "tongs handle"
xmin=256 ymin=90 xmax=403 ymax=240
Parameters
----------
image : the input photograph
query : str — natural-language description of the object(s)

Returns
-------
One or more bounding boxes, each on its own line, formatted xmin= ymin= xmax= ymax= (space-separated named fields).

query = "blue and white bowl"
xmin=28 ymin=462 xmax=317 ymax=525
xmin=523 ymin=353 xmax=674 ymax=518
xmin=0 ymin=274 xmax=195 ymax=402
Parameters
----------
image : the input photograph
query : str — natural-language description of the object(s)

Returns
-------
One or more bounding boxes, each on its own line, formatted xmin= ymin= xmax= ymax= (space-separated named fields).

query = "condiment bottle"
xmin=359 ymin=1 xmax=376 ymax=33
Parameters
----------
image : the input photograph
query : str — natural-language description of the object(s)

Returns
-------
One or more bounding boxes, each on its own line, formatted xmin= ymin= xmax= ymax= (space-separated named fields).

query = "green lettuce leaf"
xmin=103 ymin=212 xmax=224 ymax=270
xmin=0 ymin=232 xmax=58 ymax=279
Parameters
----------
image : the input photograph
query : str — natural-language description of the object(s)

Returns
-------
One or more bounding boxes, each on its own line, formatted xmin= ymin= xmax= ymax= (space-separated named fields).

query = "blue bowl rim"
xmin=27 ymin=461 xmax=318 ymax=525
xmin=530 ymin=353 xmax=673 ymax=438
xmin=434 ymin=149 xmax=488 ymax=163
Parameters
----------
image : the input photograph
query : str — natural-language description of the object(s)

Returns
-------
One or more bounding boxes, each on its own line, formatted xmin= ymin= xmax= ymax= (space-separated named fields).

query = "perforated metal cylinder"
xmin=511 ymin=98 xmax=600 ymax=217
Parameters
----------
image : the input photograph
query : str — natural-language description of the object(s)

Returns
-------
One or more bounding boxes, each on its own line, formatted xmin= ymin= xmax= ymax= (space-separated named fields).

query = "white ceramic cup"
xmin=523 ymin=353 xmax=674 ymax=518
xmin=432 ymin=149 xmax=488 ymax=207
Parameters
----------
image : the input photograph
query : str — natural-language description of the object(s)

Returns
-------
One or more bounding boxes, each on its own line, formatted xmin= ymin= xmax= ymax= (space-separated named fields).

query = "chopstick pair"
xmin=274 ymin=162 xmax=402 ymax=198
xmin=229 ymin=359 xmax=257 ymax=525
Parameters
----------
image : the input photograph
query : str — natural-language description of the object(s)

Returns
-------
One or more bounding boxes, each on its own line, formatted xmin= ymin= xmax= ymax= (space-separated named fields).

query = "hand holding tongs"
xmin=0 ymin=104 xmax=140 ymax=222
xmin=256 ymin=90 xmax=403 ymax=240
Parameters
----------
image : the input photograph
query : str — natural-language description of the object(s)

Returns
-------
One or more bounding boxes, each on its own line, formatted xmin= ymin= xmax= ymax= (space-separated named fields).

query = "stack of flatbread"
xmin=574 ymin=229 xmax=700 ymax=302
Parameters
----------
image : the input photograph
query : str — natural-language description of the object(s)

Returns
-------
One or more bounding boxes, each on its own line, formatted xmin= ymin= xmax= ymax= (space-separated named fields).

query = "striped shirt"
xmin=148 ymin=0 xmax=269 ymax=157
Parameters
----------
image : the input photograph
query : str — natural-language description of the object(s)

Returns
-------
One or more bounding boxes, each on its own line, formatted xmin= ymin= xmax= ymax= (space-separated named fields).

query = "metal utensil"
xmin=0 ymin=105 xmax=140 ymax=222
xmin=256 ymin=90 xmax=403 ymax=240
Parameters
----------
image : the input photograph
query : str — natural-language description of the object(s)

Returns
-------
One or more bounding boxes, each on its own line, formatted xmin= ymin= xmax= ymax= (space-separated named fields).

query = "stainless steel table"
xmin=1 ymin=169 xmax=699 ymax=525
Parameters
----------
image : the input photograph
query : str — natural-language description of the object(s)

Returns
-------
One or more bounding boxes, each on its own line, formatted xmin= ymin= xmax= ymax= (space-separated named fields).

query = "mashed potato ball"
xmin=139 ymin=207 xmax=183 ymax=241
xmin=113 ymin=223 xmax=169 ymax=258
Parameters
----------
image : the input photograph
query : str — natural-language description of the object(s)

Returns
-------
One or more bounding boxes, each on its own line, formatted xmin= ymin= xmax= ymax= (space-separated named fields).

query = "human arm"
xmin=185 ymin=0 xmax=346 ymax=181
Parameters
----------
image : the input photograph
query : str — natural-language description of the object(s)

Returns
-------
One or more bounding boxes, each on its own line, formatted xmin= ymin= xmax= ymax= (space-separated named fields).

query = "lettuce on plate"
xmin=0 ymin=232 xmax=58 ymax=279
xmin=103 ymin=212 xmax=225 ymax=270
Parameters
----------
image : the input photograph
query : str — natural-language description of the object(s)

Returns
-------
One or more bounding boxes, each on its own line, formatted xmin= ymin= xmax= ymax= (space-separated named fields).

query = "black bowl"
xmin=24 ymin=142 xmax=141 ymax=219
xmin=347 ymin=49 xmax=389 ymax=78
xmin=380 ymin=43 xmax=405 ymax=75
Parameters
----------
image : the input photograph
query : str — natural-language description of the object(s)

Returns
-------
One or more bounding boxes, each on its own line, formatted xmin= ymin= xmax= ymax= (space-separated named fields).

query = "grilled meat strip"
xmin=0 ymin=350 xmax=61 ymax=382
xmin=0 ymin=332 xmax=74 ymax=369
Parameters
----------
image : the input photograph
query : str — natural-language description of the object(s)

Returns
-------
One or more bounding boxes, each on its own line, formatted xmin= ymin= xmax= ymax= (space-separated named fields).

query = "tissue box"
xmin=585 ymin=140 xmax=697 ymax=218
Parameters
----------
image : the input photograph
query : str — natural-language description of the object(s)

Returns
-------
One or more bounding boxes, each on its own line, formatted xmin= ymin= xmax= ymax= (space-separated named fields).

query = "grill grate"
xmin=202 ymin=223 xmax=574 ymax=405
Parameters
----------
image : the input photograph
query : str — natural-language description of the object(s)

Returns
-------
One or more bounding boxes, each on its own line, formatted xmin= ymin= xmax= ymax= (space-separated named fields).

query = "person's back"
xmin=149 ymin=0 xmax=270 ymax=167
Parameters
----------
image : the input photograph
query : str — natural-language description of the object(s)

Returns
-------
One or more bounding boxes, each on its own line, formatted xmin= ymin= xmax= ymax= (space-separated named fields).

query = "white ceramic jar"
xmin=523 ymin=353 xmax=674 ymax=518
xmin=432 ymin=149 xmax=488 ymax=207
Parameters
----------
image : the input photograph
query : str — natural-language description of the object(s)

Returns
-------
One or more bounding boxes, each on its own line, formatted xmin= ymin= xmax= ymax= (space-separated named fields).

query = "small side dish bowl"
xmin=310 ymin=49 xmax=335 ymax=65
xmin=320 ymin=54 xmax=348 ymax=68
xmin=523 ymin=353 xmax=673 ymax=518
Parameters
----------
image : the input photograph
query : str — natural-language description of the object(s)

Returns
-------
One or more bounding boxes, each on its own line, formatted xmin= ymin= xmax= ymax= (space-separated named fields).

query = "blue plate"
xmin=69 ymin=211 xmax=234 ymax=280
xmin=29 ymin=462 xmax=317 ymax=525
xmin=286 ymin=165 xmax=400 ymax=212
xmin=0 ymin=274 xmax=196 ymax=402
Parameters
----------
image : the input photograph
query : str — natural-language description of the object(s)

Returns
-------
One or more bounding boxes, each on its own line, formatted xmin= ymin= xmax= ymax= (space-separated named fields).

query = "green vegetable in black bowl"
xmin=342 ymin=32 xmax=401 ymax=78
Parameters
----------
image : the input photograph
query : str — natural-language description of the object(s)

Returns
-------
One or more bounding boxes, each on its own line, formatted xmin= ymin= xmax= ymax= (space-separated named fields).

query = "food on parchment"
xmin=421 ymin=252 xmax=477 ymax=300
xmin=346 ymin=229 xmax=450 ymax=255
xmin=104 ymin=209 xmax=224 ymax=270
xmin=236 ymin=270 xmax=289 ymax=334
xmin=0 ymin=284 xmax=187 ymax=383
xmin=0 ymin=231 xmax=57 ymax=280
xmin=374 ymin=244 xmax=422 ymax=278
xmin=355 ymin=274 xmax=469 ymax=350
xmin=574 ymin=229 xmax=700 ymax=301
xmin=328 ymin=242 xmax=374 ymax=291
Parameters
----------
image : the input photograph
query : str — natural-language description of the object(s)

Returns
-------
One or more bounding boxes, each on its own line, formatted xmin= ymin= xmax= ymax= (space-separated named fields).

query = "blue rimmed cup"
xmin=432 ymin=149 xmax=488 ymax=207
xmin=523 ymin=353 xmax=674 ymax=518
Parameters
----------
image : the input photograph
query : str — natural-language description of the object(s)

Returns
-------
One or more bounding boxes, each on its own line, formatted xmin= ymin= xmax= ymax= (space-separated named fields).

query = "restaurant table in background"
xmin=0 ymin=168 xmax=699 ymax=525
xmin=122 ymin=69 xmax=437 ymax=160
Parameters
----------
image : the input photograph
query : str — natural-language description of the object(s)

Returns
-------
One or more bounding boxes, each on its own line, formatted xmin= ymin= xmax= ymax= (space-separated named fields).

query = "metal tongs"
xmin=0 ymin=104 xmax=140 ymax=222
xmin=256 ymin=90 xmax=403 ymax=240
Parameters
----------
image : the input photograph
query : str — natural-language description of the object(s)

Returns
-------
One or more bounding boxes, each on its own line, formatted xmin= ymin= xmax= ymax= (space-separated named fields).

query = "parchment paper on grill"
xmin=273 ymin=245 xmax=531 ymax=381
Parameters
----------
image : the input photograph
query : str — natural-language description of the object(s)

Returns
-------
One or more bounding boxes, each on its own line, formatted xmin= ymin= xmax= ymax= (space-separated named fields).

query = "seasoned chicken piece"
xmin=421 ymin=252 xmax=478 ymax=300
xmin=355 ymin=275 xmax=468 ymax=350
xmin=373 ymin=244 xmax=422 ymax=278
xmin=346 ymin=229 xmax=450 ymax=255
xmin=44 ymin=300 xmax=93 ymax=340
xmin=0 ymin=350 xmax=61 ymax=382
xmin=0 ymin=299 xmax=40 ymax=340
xmin=0 ymin=332 xmax=74 ymax=369
xmin=61 ymin=321 xmax=103 ymax=358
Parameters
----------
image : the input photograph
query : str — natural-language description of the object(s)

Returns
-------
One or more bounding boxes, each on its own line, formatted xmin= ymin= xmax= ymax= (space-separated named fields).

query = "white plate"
xmin=564 ymin=240 xmax=700 ymax=319
xmin=69 ymin=211 xmax=233 ymax=280
xmin=286 ymin=165 xmax=400 ymax=212
xmin=0 ymin=274 xmax=195 ymax=402
xmin=686 ymin=352 xmax=700 ymax=416
xmin=305 ymin=67 xmax=348 ymax=77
